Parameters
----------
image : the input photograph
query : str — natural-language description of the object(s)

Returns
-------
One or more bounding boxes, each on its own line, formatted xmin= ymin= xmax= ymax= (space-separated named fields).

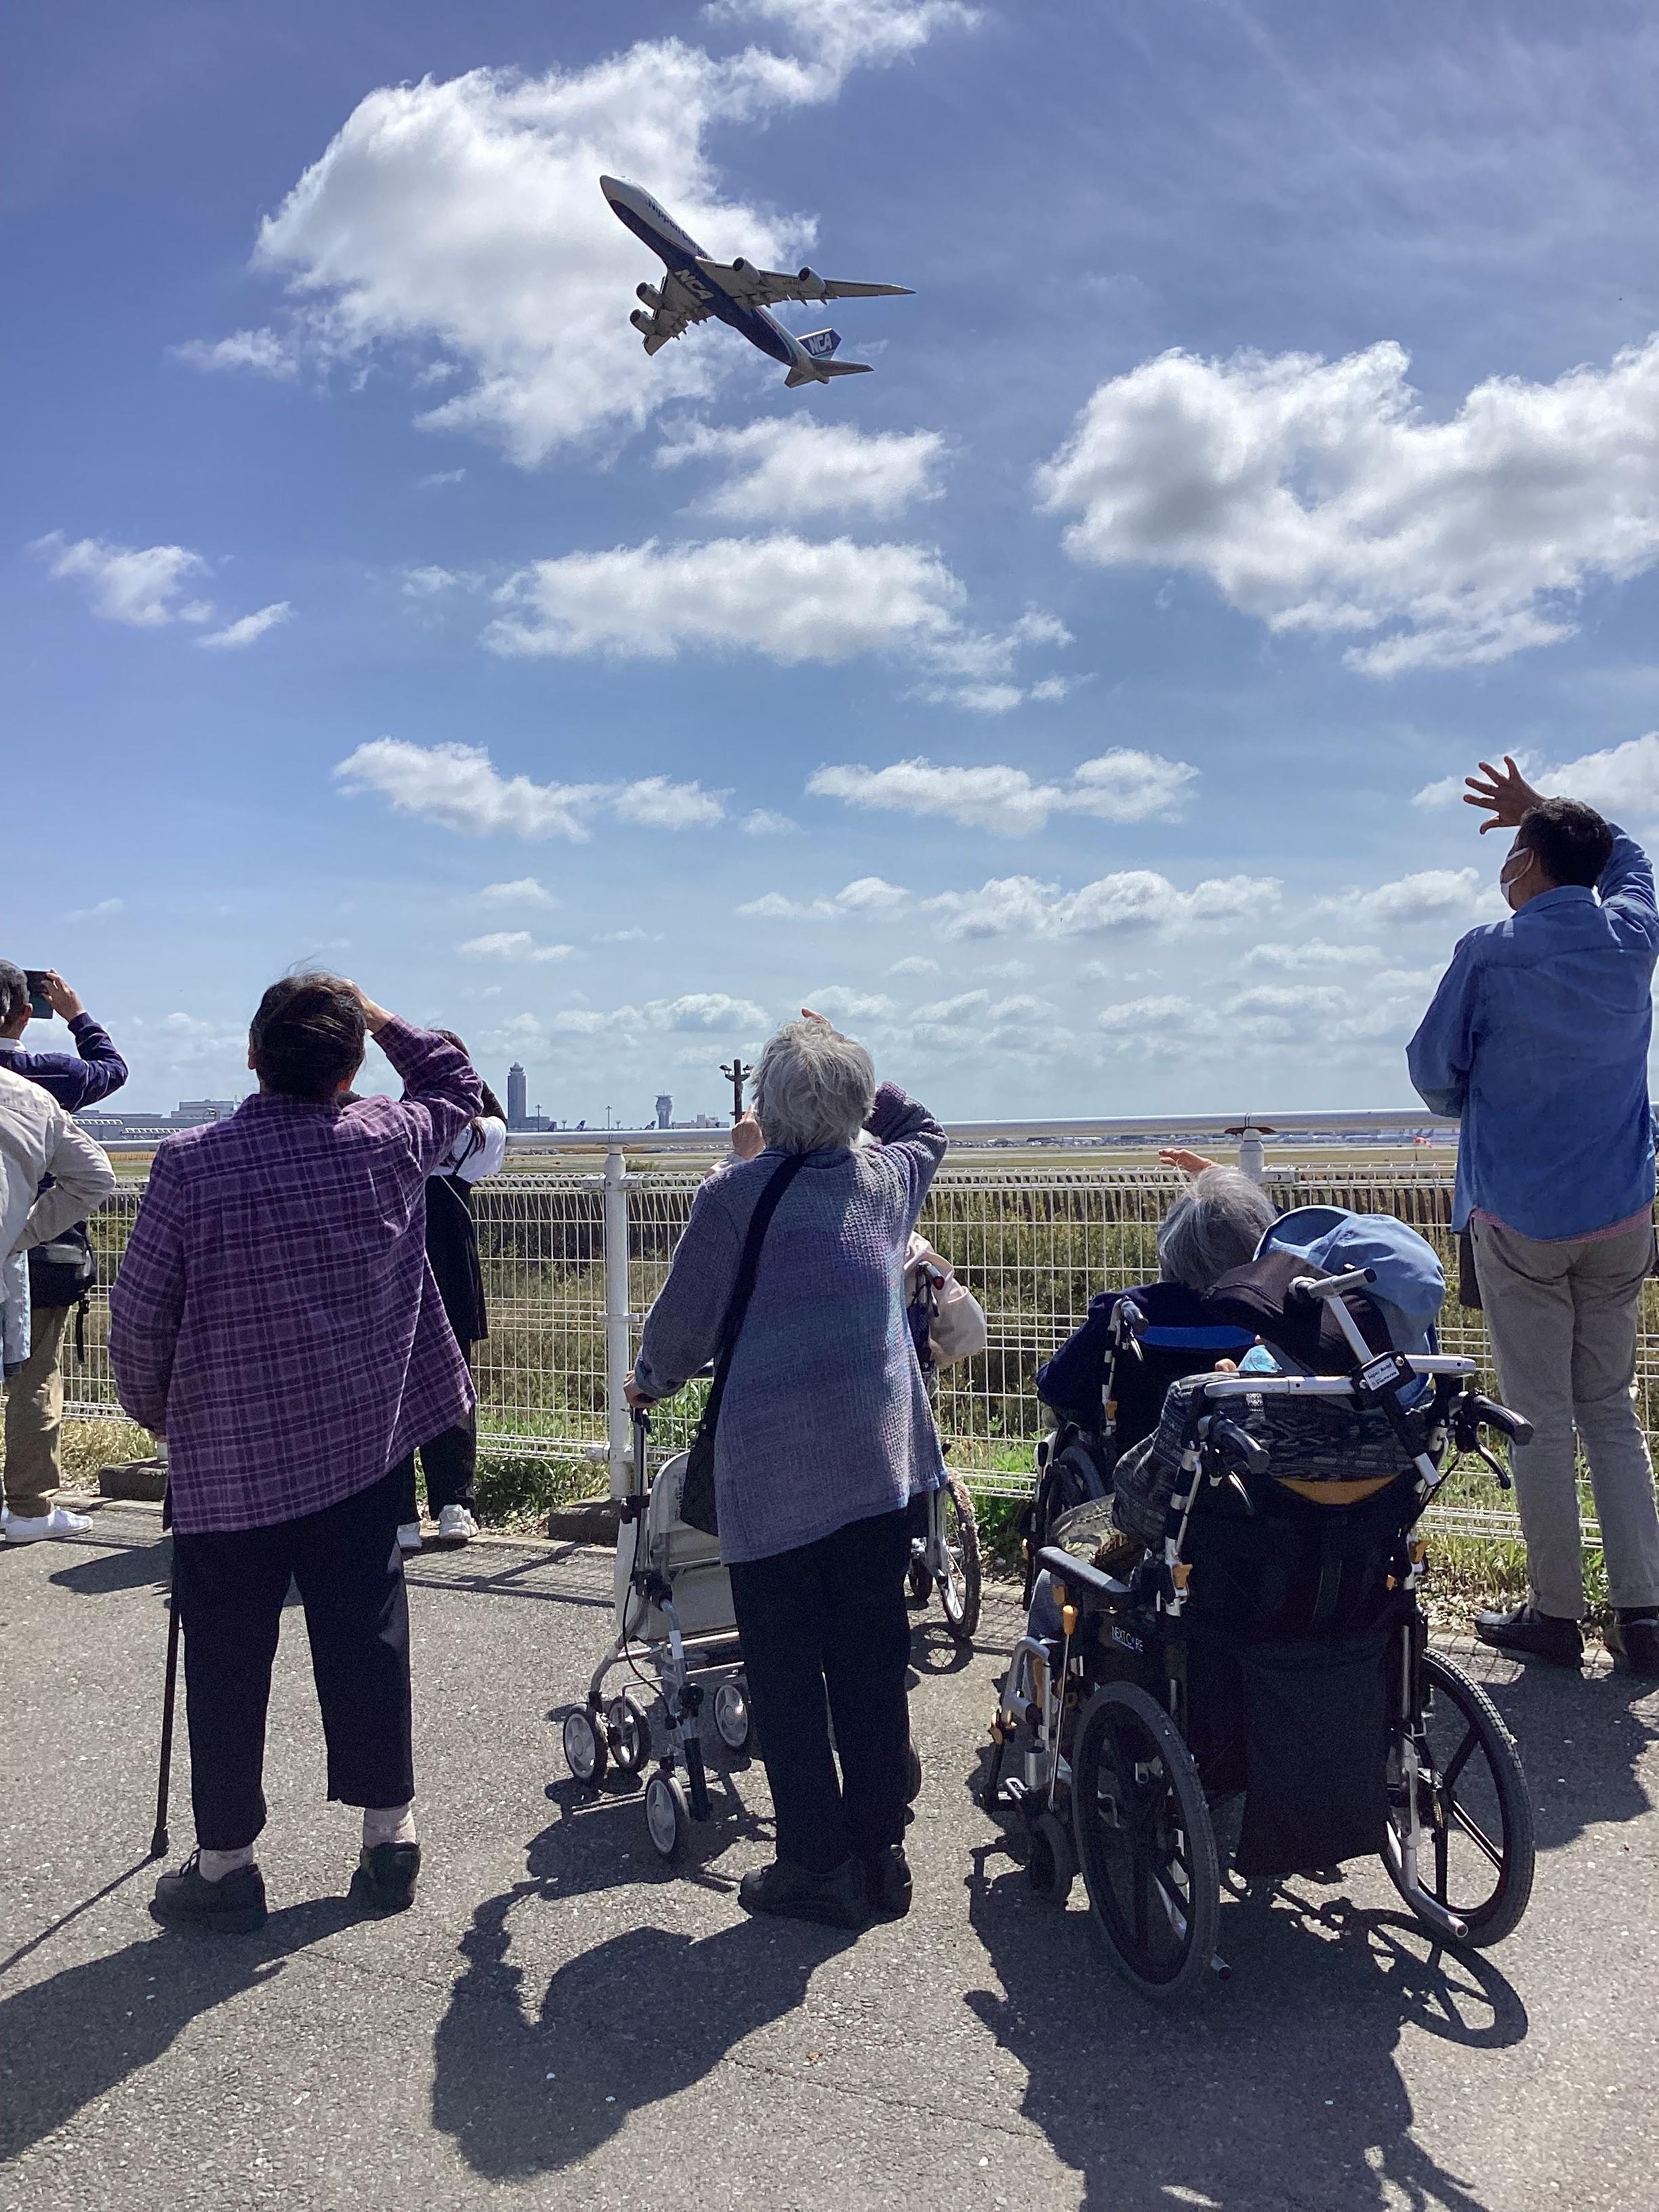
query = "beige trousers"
xmin=3 ymin=1302 xmax=70 ymax=1518
xmin=1470 ymin=1216 xmax=1659 ymax=1618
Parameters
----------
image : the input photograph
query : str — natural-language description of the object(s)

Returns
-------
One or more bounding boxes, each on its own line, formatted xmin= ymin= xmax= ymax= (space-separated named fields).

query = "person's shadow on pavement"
xmin=430 ymin=1878 xmax=856 ymax=2179
xmin=0 ymin=1898 xmax=359 ymax=2165
xmin=962 ymin=1833 xmax=1528 ymax=2212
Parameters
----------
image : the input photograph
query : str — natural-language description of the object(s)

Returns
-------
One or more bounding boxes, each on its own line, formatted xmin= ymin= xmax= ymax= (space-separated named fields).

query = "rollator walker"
xmin=987 ymin=1259 xmax=1539 ymax=1996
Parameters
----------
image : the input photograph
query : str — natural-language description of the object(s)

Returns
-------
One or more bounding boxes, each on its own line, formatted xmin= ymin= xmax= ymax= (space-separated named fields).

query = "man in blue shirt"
xmin=0 ymin=963 xmax=128 ymax=1542
xmin=1409 ymin=758 xmax=1659 ymax=1674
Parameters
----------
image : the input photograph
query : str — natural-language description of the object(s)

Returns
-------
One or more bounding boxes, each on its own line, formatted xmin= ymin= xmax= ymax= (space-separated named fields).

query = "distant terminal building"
xmin=507 ymin=1063 xmax=529 ymax=1130
xmin=655 ymin=1094 xmax=673 ymax=1130
xmin=77 ymin=1098 xmax=243 ymax=1145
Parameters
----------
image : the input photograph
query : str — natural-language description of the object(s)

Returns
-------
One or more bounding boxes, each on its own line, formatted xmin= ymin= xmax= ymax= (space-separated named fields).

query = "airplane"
xmin=600 ymin=174 xmax=912 ymax=388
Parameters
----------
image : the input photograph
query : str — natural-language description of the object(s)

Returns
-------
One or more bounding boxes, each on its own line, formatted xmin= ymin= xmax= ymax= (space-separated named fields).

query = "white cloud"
xmin=888 ymin=954 xmax=939 ymax=975
xmin=199 ymin=601 xmax=292 ymax=651
xmin=923 ymin=870 xmax=1282 ymax=942
xmin=33 ymin=532 xmax=213 ymax=628
xmin=228 ymin=12 xmax=967 ymax=467
xmin=550 ymin=991 xmax=769 ymax=1034
xmin=335 ymin=739 xmax=726 ymax=840
xmin=417 ymin=468 xmax=467 ymax=488
xmin=1038 ymin=336 xmax=1659 ymax=674
xmin=594 ymin=926 xmax=663 ymax=944
xmin=807 ymin=747 xmax=1196 ymax=835
xmin=804 ymin=985 xmax=897 ymax=1022
xmin=1414 ymin=732 xmax=1659 ymax=823
xmin=459 ymin=931 xmax=574 ymax=962
xmin=173 ymin=327 xmax=299 ymax=379
xmin=401 ymin=565 xmax=474 ymax=597
xmin=735 ymin=874 xmax=909 ymax=921
xmin=1332 ymin=867 xmax=1496 ymax=929
xmin=64 ymin=897 xmax=125 ymax=924
xmin=1244 ymin=939 xmax=1382 ymax=972
xmin=655 ymin=419 xmax=946 ymax=520
xmin=478 ymin=877 xmax=559 ymax=907
xmin=740 ymin=808 xmax=799 ymax=836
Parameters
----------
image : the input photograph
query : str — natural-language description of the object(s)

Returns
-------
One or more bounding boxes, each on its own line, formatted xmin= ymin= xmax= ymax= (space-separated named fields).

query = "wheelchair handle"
xmin=1288 ymin=1267 xmax=1377 ymax=1304
xmin=1208 ymin=1415 xmax=1270 ymax=1476
xmin=1471 ymin=1393 xmax=1534 ymax=1447
xmin=1035 ymin=1545 xmax=1132 ymax=1610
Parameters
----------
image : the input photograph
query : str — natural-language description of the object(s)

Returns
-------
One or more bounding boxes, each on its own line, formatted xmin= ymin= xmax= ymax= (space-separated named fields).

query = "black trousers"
xmin=728 ymin=1507 xmax=912 ymax=1875
xmin=171 ymin=1467 xmax=414 ymax=1851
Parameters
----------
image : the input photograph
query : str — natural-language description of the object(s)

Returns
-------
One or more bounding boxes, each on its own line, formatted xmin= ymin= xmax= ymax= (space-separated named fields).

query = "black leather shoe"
xmin=865 ymin=1845 xmax=913 ymax=1920
xmin=738 ymin=1857 xmax=869 ymax=1929
xmin=1610 ymin=1611 xmax=1659 ymax=1677
xmin=1474 ymin=1602 xmax=1583 ymax=1668
xmin=150 ymin=1851 xmax=268 ymax=1934
xmin=349 ymin=1841 xmax=421 ymax=1916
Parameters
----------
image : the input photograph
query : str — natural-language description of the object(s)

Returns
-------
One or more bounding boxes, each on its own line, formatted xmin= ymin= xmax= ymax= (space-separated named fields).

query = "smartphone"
xmin=23 ymin=969 xmax=53 ymax=1019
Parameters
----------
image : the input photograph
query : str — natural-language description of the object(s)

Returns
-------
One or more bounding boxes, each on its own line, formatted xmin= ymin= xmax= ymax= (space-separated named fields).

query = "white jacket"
xmin=0 ymin=1064 xmax=117 ymax=1261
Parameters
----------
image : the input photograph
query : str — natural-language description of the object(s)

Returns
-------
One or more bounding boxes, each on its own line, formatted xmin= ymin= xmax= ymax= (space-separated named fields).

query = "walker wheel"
xmin=1027 ymin=1807 xmax=1077 ymax=1905
xmin=713 ymin=1679 xmax=752 ymax=1754
xmin=607 ymin=1694 xmax=651 ymax=1778
xmin=562 ymin=1708 xmax=607 ymax=1787
xmin=644 ymin=1771 xmax=689 ymax=1860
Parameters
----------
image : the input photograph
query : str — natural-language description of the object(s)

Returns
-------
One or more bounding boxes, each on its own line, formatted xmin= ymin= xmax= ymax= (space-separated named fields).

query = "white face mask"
xmin=1499 ymin=848 xmax=1534 ymax=900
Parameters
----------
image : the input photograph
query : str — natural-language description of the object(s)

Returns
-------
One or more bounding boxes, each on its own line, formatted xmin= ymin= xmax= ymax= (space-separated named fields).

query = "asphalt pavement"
xmin=1 ymin=1498 xmax=1654 ymax=2212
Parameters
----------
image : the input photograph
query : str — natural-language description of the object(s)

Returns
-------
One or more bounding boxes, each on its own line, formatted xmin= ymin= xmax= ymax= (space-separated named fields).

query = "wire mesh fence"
xmin=65 ymin=1160 xmax=1645 ymax=1545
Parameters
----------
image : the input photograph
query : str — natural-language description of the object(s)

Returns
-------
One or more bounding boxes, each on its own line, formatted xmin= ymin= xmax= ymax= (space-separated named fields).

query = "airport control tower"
xmin=655 ymin=1094 xmax=673 ymax=1129
xmin=507 ymin=1063 xmax=528 ymax=1130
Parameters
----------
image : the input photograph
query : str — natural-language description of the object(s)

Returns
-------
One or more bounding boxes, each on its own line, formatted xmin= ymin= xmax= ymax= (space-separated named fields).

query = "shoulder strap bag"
xmin=678 ymin=1153 xmax=805 ymax=1537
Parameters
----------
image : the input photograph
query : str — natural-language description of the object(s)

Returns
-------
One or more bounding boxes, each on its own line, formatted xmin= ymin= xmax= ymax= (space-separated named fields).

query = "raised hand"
xmin=1160 ymin=1148 xmax=1216 ymax=1175
xmin=1463 ymin=756 xmax=1543 ymax=834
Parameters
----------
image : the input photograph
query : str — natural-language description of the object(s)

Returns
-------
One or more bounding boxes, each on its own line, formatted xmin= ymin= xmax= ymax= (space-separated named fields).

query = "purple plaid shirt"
xmin=108 ymin=1019 xmax=481 ymax=1534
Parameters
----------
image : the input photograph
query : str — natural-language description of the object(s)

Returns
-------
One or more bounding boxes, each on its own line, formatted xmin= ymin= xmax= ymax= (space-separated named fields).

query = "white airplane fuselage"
xmin=600 ymin=175 xmax=815 ymax=377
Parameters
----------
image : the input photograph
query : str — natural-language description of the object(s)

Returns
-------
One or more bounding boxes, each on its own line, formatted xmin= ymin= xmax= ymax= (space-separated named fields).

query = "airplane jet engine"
xmin=636 ymin=283 xmax=661 ymax=308
xmin=630 ymin=308 xmax=653 ymax=333
xmin=796 ymin=267 xmax=825 ymax=298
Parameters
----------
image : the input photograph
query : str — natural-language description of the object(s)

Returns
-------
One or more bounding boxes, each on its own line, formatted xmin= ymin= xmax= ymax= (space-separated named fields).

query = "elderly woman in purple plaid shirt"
xmin=110 ymin=975 xmax=480 ymax=1933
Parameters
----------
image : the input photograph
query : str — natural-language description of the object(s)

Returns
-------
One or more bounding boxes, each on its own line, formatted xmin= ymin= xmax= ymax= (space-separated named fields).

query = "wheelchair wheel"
xmin=937 ymin=1475 xmax=983 ymax=1643
xmin=605 ymin=1694 xmax=651 ymax=1779
xmin=1382 ymin=1650 xmax=1535 ymax=1947
xmin=644 ymin=1771 xmax=689 ymax=1860
xmin=562 ymin=1708 xmax=607 ymax=1787
xmin=1071 ymin=1681 xmax=1221 ymax=1999
xmin=1026 ymin=1806 xmax=1077 ymax=1906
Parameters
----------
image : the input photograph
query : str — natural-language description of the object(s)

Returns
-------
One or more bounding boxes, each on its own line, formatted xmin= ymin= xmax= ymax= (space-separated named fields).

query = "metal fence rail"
xmin=66 ymin=1154 xmax=1639 ymax=1548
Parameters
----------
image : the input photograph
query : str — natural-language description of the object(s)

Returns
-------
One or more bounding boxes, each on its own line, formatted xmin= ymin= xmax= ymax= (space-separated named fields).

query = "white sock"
xmin=198 ymin=1845 xmax=255 ymax=1882
xmin=362 ymin=1801 xmax=417 ymax=1851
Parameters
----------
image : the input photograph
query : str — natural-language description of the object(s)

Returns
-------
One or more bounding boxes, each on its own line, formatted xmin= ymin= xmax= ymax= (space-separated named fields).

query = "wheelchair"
xmin=987 ymin=1265 xmax=1538 ymax=1997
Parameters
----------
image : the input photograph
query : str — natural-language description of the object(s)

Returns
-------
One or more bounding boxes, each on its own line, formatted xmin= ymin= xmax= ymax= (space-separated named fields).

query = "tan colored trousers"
xmin=1470 ymin=1216 xmax=1659 ymax=1618
xmin=3 ymin=1302 xmax=70 ymax=1517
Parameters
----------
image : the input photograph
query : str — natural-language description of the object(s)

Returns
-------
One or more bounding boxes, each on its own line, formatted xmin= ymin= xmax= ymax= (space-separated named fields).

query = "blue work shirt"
xmin=0 ymin=1013 xmax=128 ymax=1113
xmin=1407 ymin=827 xmax=1658 ymax=1240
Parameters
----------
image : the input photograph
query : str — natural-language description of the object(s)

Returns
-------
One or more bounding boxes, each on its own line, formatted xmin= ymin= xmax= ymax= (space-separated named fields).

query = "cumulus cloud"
xmin=1244 ymin=938 xmax=1382 ymax=972
xmin=655 ymin=419 xmax=947 ymax=520
xmin=1326 ymin=867 xmax=1497 ymax=929
xmin=739 ymin=867 xmax=1279 ymax=940
xmin=902 ymin=987 xmax=1061 ymax=1054
xmin=402 ymin=565 xmax=478 ymax=597
xmin=804 ymin=985 xmax=898 ymax=1023
xmin=211 ymin=10 xmax=968 ymax=466
xmin=807 ymin=748 xmax=1196 ymax=834
xmin=740 ymin=808 xmax=799 ymax=835
xmin=33 ymin=532 xmax=213 ymax=628
xmin=1414 ymin=733 xmax=1659 ymax=823
xmin=1095 ymin=974 xmax=1433 ymax=1060
xmin=173 ymin=327 xmax=299 ymax=379
xmin=459 ymin=930 xmax=573 ymax=962
xmin=335 ymin=739 xmax=726 ymax=840
xmin=551 ymin=992 xmax=768 ymax=1034
xmin=478 ymin=877 xmax=559 ymax=907
xmin=198 ymin=601 xmax=292 ymax=650
xmin=888 ymin=954 xmax=939 ymax=975
xmin=1037 ymin=336 xmax=1659 ymax=674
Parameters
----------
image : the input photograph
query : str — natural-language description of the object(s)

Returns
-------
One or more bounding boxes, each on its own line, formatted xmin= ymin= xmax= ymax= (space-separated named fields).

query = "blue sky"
xmin=7 ymin=0 xmax=1659 ymax=1119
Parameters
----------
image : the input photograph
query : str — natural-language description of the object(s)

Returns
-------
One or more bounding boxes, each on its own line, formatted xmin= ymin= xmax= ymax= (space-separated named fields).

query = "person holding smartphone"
xmin=0 ymin=962 xmax=128 ymax=1541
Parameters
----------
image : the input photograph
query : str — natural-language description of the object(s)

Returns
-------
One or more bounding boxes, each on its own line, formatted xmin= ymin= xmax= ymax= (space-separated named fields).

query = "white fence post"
xmin=601 ymin=1144 xmax=636 ymax=1499
xmin=1237 ymin=1124 xmax=1267 ymax=1184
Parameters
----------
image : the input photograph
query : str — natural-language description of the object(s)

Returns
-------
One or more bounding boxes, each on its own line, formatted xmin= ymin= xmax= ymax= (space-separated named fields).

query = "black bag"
xmin=679 ymin=1153 xmax=805 ymax=1537
xmin=27 ymin=1221 xmax=98 ymax=1365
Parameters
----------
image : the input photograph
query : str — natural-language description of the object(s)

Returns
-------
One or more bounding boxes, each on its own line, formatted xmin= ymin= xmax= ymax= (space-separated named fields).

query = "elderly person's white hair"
xmin=752 ymin=1019 xmax=877 ymax=1155
xmin=1157 ymin=1166 xmax=1275 ymax=1294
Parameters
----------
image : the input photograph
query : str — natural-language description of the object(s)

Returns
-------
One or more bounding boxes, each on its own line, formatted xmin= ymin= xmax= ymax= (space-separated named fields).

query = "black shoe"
xmin=1610 ymin=1611 xmax=1659 ymax=1677
xmin=1474 ymin=1602 xmax=1583 ymax=1668
xmin=349 ymin=1841 xmax=421 ymax=1916
xmin=738 ymin=1857 xmax=869 ymax=1929
xmin=865 ymin=1845 xmax=913 ymax=1920
xmin=150 ymin=1851 xmax=268 ymax=1935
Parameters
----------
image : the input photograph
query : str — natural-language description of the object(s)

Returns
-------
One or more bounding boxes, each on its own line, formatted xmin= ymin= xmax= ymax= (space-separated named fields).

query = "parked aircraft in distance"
xmin=600 ymin=175 xmax=912 ymax=387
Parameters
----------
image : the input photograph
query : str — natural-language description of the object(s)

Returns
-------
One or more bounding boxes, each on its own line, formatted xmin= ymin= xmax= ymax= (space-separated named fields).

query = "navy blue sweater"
xmin=0 ymin=1014 xmax=129 ymax=1111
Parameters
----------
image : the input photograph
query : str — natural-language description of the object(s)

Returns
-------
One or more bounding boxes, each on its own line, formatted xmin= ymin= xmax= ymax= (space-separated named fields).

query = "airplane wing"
xmin=693 ymin=258 xmax=912 ymax=308
xmin=638 ymin=269 xmax=715 ymax=354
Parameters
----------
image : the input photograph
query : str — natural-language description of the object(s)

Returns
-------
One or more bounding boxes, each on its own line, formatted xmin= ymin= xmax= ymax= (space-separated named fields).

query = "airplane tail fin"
xmin=784 ymin=358 xmax=873 ymax=387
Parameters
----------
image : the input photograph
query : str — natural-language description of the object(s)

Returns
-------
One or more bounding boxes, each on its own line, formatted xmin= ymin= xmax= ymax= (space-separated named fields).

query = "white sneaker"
xmin=3 ymin=1504 xmax=93 ymax=1544
xmin=396 ymin=1521 xmax=424 ymax=1554
xmin=436 ymin=1504 xmax=478 ymax=1546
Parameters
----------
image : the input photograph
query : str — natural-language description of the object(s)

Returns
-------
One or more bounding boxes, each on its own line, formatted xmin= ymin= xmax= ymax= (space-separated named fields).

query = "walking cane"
xmin=150 ymin=1484 xmax=179 ymax=1860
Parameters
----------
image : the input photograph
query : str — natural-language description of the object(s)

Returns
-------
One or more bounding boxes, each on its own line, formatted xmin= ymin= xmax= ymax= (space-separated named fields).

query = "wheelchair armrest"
xmin=1035 ymin=1545 xmax=1132 ymax=1610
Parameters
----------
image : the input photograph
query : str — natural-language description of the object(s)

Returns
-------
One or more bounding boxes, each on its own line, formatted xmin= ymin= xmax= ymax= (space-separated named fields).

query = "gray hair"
xmin=0 ymin=962 xmax=26 ymax=1028
xmin=1158 ymin=1166 xmax=1275 ymax=1294
xmin=752 ymin=1018 xmax=876 ymax=1155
